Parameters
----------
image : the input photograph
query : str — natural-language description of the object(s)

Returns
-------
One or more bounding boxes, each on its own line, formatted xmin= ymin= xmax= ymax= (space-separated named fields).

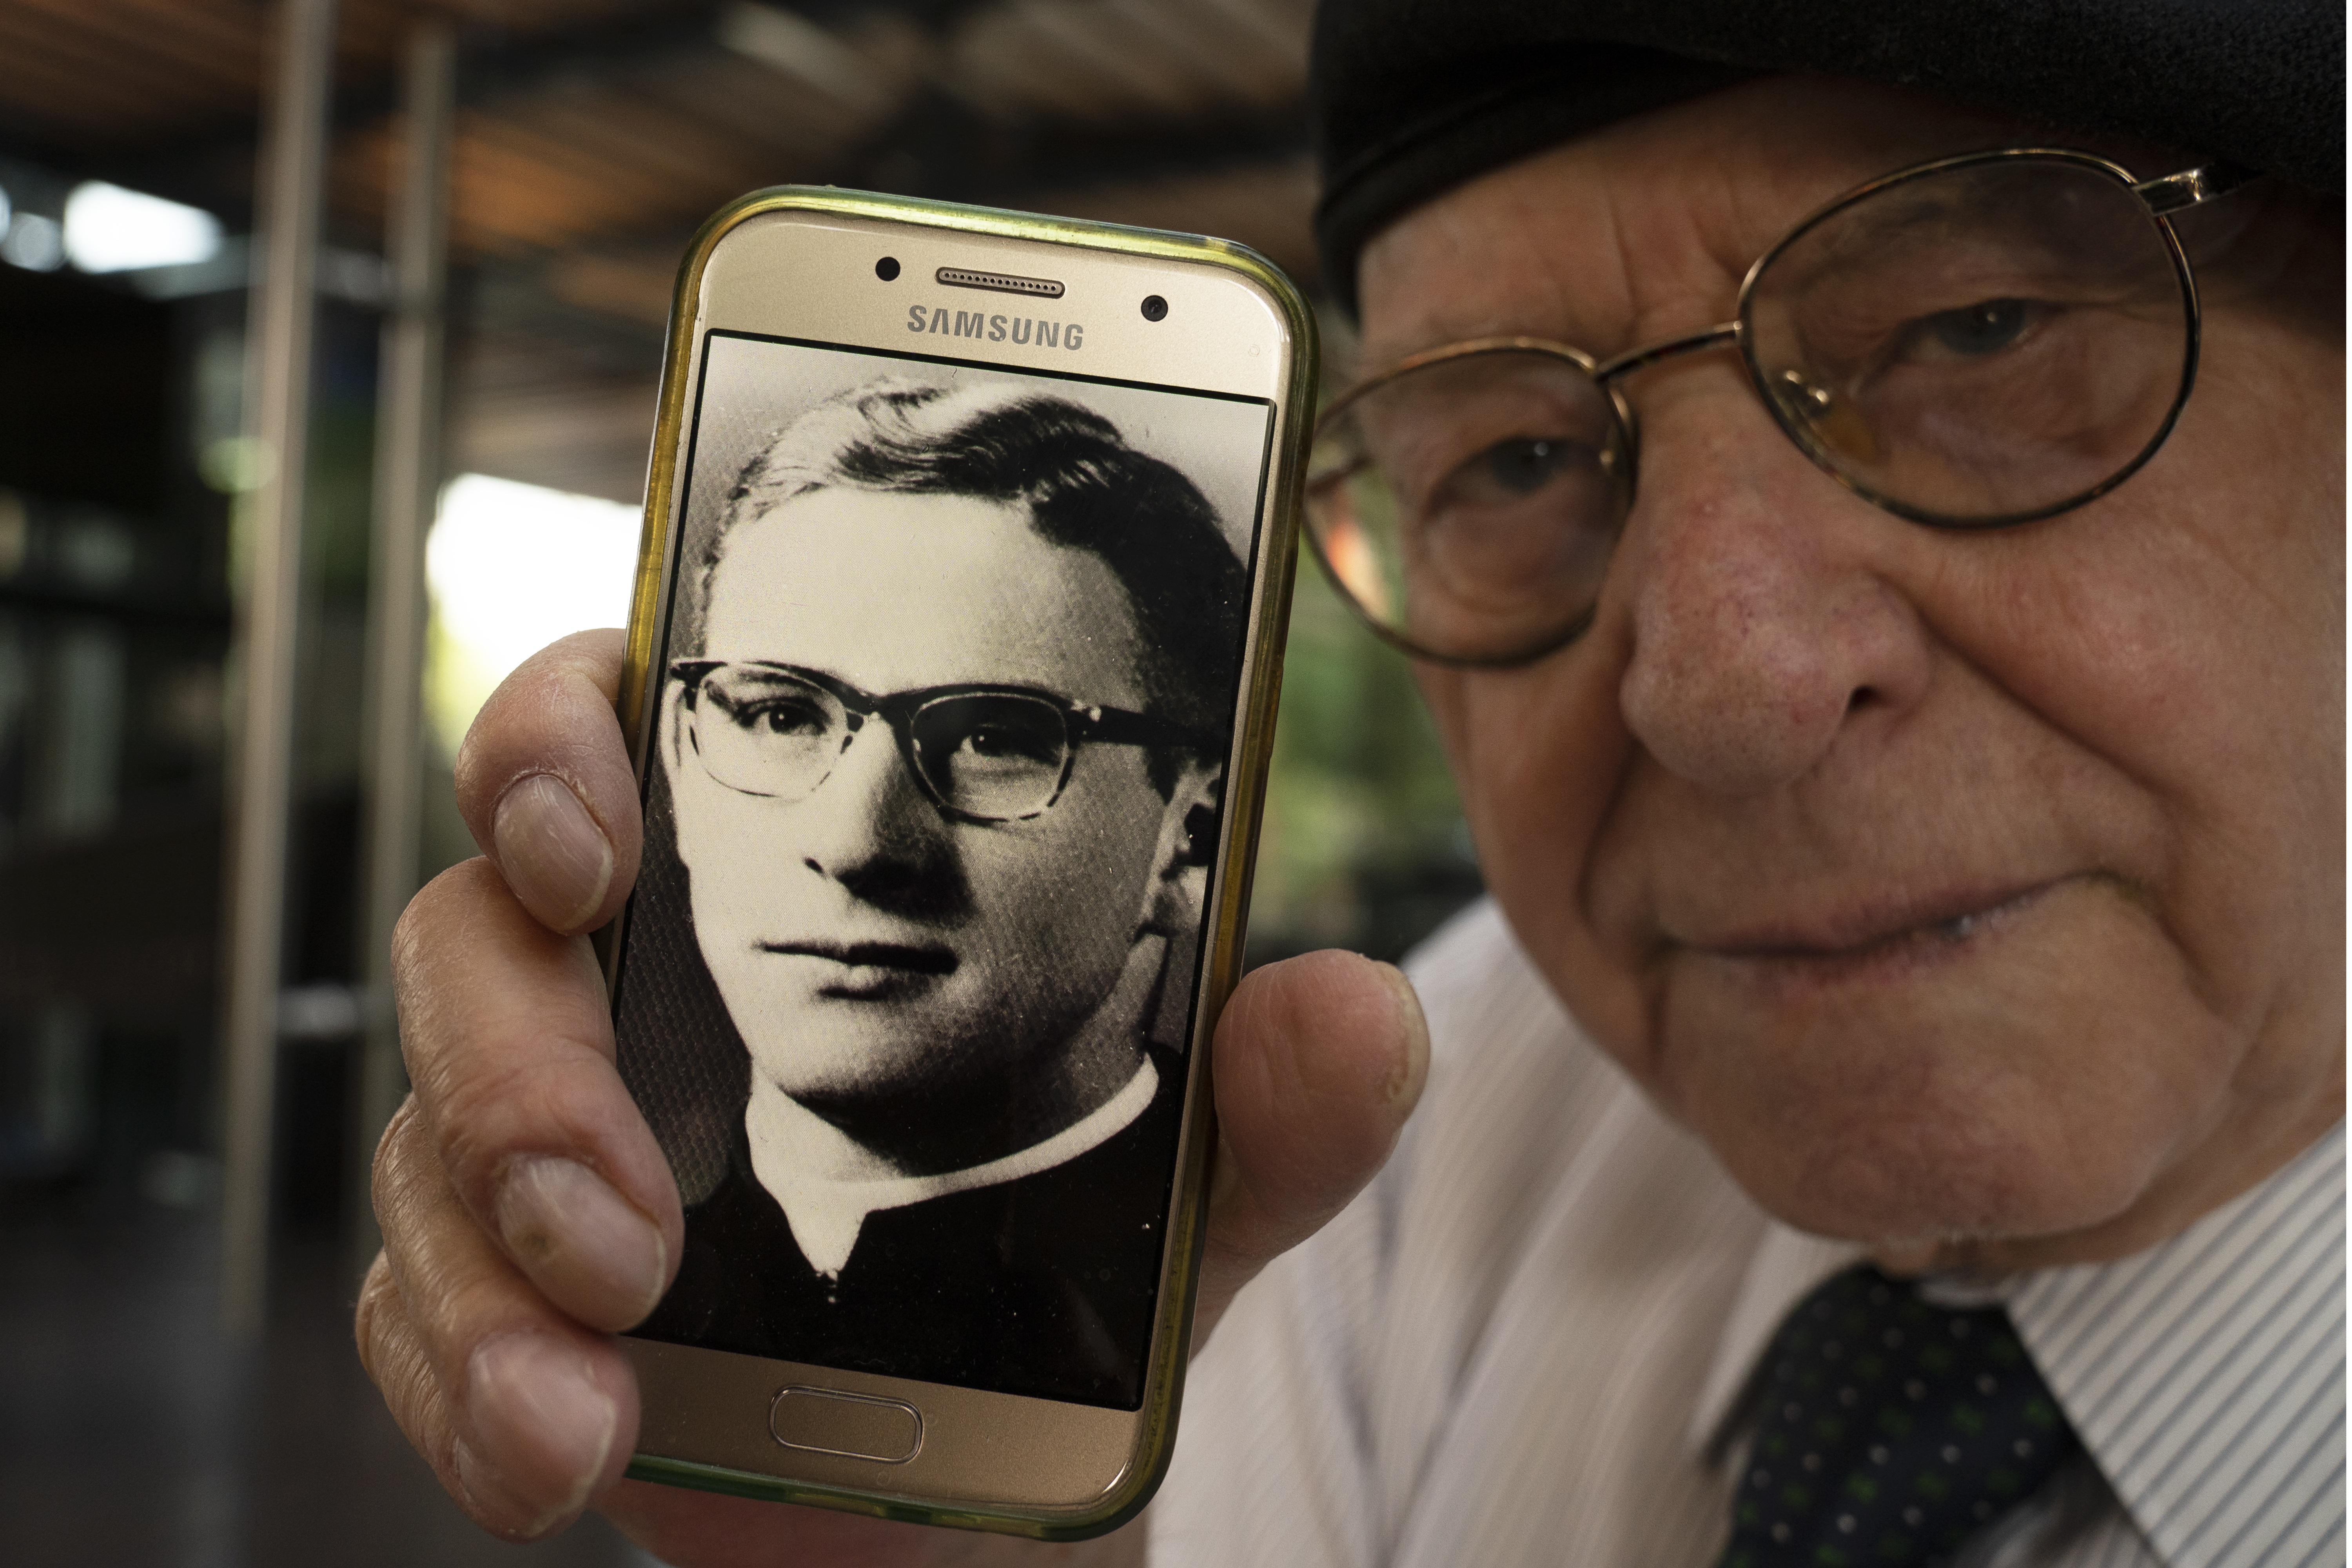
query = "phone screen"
xmin=613 ymin=327 xmax=1274 ymax=1411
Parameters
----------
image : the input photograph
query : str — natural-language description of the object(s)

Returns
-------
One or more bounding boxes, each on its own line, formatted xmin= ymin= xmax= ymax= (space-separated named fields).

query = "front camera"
xmin=1140 ymin=294 xmax=1169 ymax=322
xmin=875 ymin=256 xmax=901 ymax=281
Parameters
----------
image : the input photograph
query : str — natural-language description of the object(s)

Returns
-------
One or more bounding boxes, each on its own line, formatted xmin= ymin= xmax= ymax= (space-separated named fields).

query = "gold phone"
xmin=601 ymin=187 xmax=1313 ymax=1538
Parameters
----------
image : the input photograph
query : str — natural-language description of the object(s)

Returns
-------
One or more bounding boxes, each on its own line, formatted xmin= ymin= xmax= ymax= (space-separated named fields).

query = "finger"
xmin=455 ymin=627 xmax=641 ymax=935
xmin=394 ymin=857 xmax=682 ymax=1332
xmin=365 ymin=1103 xmax=642 ymax=1540
xmin=1191 ymin=951 xmax=1429 ymax=1345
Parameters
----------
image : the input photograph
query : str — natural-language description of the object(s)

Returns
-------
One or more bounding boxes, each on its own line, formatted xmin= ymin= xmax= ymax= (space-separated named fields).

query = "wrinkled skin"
xmin=1363 ymin=78 xmax=2343 ymax=1274
xmin=359 ymin=74 xmax=2341 ymax=1568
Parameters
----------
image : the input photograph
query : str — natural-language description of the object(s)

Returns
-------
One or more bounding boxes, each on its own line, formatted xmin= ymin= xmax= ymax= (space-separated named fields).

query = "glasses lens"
xmin=908 ymin=694 xmax=1070 ymax=819
xmin=1306 ymin=348 xmax=1628 ymax=663
xmin=1745 ymin=156 xmax=2191 ymax=523
xmin=689 ymin=666 xmax=845 ymax=797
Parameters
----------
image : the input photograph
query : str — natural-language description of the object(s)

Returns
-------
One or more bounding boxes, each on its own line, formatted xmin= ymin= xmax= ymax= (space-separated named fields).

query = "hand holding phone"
xmin=357 ymin=630 xmax=1429 ymax=1561
xmin=595 ymin=190 xmax=1348 ymax=1534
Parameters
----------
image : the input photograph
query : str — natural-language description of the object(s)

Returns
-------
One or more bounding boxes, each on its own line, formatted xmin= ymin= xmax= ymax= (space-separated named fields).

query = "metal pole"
xmin=220 ymin=0 xmax=339 ymax=1336
xmin=350 ymin=18 xmax=456 ymax=1282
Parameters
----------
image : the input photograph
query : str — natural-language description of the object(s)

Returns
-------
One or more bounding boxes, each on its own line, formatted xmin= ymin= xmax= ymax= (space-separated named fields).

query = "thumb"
xmin=1192 ymin=950 xmax=1429 ymax=1348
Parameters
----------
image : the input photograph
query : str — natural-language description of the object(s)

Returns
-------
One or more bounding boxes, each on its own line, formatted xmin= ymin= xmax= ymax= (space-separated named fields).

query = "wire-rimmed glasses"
xmin=672 ymin=659 xmax=1200 ymax=824
xmin=1304 ymin=149 xmax=2253 ymax=666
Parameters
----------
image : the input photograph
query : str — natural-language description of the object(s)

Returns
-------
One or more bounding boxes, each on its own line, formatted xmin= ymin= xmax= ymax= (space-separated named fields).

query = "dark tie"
xmin=1718 ymin=1265 xmax=2084 ymax=1568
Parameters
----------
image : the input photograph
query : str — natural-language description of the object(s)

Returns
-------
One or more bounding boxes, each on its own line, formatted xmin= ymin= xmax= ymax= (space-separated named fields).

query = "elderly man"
xmin=357 ymin=2 xmax=2341 ymax=1564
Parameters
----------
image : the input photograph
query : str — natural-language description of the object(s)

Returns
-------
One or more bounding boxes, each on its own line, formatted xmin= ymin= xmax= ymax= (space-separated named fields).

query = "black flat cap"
xmin=1312 ymin=0 xmax=2345 ymax=310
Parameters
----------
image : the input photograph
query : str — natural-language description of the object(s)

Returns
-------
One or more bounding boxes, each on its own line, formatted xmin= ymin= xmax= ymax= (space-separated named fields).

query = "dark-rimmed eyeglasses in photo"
xmin=671 ymin=659 xmax=1203 ymax=824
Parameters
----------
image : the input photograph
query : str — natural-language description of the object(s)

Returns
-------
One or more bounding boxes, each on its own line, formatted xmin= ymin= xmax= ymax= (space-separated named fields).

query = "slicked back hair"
xmin=695 ymin=380 xmax=1248 ymax=782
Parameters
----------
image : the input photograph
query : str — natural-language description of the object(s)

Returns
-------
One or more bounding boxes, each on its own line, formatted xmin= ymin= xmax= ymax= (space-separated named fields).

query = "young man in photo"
xmin=628 ymin=380 xmax=1240 ymax=1406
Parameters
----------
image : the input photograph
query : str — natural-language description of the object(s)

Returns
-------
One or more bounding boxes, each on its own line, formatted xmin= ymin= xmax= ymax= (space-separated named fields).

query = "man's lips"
xmin=755 ymin=939 xmax=959 ymax=976
xmin=1686 ymin=879 xmax=2063 ymax=963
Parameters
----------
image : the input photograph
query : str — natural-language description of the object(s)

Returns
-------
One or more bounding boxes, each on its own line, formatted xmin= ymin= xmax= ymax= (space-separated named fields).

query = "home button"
xmin=769 ymin=1385 xmax=924 ymax=1464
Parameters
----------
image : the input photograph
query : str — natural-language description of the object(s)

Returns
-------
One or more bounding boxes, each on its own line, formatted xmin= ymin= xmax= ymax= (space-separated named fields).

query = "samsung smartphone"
xmin=599 ymin=187 xmax=1312 ymax=1539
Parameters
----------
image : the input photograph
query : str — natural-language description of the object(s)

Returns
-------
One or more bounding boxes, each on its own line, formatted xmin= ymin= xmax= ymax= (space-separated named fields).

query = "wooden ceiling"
xmin=0 ymin=0 xmax=1319 ymax=501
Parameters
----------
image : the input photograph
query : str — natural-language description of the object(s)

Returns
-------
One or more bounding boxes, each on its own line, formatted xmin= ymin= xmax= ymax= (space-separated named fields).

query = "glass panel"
xmin=693 ymin=667 xmax=845 ymax=799
xmin=910 ymin=693 xmax=1069 ymax=818
xmin=1746 ymin=157 xmax=2190 ymax=521
xmin=1309 ymin=348 xmax=1625 ymax=662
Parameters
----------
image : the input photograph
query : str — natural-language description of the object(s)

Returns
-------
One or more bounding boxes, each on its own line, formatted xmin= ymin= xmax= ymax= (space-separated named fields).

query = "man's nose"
xmin=1608 ymin=375 xmax=1935 ymax=797
xmin=793 ymin=719 xmax=943 ymax=882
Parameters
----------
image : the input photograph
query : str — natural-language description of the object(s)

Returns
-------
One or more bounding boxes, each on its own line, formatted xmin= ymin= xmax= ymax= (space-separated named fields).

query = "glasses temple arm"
xmin=1082 ymin=707 xmax=1216 ymax=751
xmin=2133 ymin=162 xmax=2259 ymax=216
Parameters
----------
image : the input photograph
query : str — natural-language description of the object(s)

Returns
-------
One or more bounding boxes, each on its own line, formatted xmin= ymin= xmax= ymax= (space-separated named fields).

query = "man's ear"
xmin=1141 ymin=757 xmax=1223 ymax=935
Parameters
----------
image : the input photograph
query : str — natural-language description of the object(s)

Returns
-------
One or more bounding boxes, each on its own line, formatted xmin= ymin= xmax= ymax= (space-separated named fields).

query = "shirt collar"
xmin=1688 ymin=1124 xmax=2345 ymax=1567
xmin=746 ymin=1055 xmax=1161 ymax=1278
xmin=2007 ymin=1123 xmax=2344 ymax=1568
xmin=1684 ymin=1223 xmax=1861 ymax=1454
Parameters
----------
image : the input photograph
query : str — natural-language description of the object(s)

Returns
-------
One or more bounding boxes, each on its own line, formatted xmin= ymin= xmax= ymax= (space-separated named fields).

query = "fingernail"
xmin=496 ymin=1156 xmax=667 ymax=1328
xmin=1372 ymin=962 xmax=1430 ymax=1107
xmin=463 ymin=1332 xmax=616 ymax=1536
xmin=493 ymin=774 xmax=612 ymax=932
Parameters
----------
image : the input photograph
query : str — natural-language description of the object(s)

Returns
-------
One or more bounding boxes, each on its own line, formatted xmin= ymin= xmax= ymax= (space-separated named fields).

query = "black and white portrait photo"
xmin=614 ymin=333 xmax=1271 ymax=1408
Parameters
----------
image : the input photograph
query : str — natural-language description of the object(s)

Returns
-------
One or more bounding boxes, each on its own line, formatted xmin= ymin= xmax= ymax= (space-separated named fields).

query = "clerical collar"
xmin=744 ymin=1056 xmax=1161 ymax=1279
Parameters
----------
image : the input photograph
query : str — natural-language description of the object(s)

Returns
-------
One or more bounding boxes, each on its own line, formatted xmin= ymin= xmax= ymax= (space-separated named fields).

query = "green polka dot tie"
xmin=1717 ymin=1265 xmax=2083 ymax=1567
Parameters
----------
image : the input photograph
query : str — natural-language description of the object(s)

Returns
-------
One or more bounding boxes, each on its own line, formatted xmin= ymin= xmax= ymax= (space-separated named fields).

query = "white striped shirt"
xmin=1153 ymin=902 xmax=2343 ymax=1567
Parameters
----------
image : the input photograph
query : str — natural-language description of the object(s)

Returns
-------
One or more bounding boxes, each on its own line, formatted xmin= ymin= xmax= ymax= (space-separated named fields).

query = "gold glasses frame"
xmin=1306 ymin=147 xmax=2256 ymax=667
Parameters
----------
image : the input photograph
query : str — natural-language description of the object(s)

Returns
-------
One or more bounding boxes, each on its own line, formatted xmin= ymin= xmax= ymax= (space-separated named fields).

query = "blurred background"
xmin=0 ymin=2 xmax=1479 ymax=1562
